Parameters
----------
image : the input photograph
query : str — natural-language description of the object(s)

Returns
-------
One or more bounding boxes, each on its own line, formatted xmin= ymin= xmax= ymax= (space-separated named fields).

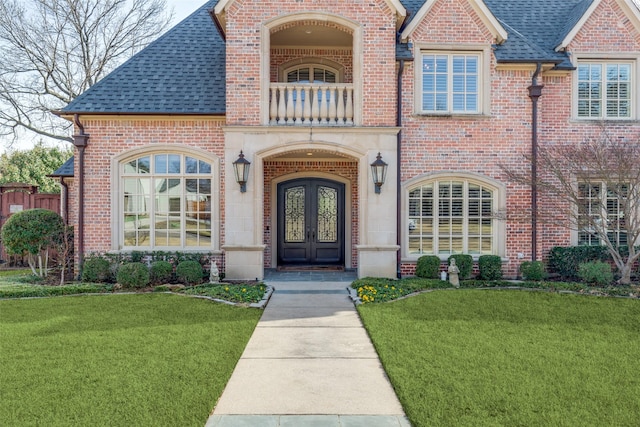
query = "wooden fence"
xmin=0 ymin=184 xmax=61 ymax=264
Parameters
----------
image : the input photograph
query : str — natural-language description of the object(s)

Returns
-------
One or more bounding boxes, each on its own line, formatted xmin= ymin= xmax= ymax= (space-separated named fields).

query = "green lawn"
xmin=358 ymin=290 xmax=640 ymax=427
xmin=0 ymin=294 xmax=261 ymax=426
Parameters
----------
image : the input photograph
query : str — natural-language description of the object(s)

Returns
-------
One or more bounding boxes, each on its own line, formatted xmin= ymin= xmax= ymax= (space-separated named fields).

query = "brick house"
xmin=57 ymin=0 xmax=640 ymax=280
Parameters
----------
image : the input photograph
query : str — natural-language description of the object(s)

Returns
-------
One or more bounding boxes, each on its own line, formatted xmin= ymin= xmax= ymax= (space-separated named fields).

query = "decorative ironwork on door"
xmin=277 ymin=179 xmax=345 ymax=265
xmin=317 ymin=186 xmax=338 ymax=242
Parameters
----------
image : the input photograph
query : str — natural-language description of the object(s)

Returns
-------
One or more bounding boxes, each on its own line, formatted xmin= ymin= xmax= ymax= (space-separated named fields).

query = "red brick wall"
xmin=399 ymin=0 xmax=640 ymax=277
xmin=263 ymin=160 xmax=359 ymax=268
xmin=70 ymin=118 xmax=225 ymax=258
xmin=270 ymin=48 xmax=353 ymax=83
xmin=224 ymin=0 xmax=398 ymax=126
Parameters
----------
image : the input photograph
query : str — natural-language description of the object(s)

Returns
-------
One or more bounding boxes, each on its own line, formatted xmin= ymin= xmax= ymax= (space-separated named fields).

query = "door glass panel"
xmin=285 ymin=186 xmax=305 ymax=242
xmin=317 ymin=186 xmax=338 ymax=242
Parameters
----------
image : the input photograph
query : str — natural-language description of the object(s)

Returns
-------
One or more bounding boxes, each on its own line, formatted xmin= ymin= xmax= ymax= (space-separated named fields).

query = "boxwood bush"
xmin=150 ymin=260 xmax=173 ymax=285
xmin=478 ymin=255 xmax=502 ymax=280
xmin=176 ymin=260 xmax=203 ymax=285
xmin=415 ymin=255 xmax=441 ymax=279
xmin=547 ymin=246 xmax=610 ymax=280
xmin=116 ymin=262 xmax=150 ymax=289
xmin=578 ymin=261 xmax=614 ymax=286
xmin=520 ymin=261 xmax=546 ymax=281
xmin=448 ymin=254 xmax=473 ymax=279
xmin=82 ymin=257 xmax=112 ymax=283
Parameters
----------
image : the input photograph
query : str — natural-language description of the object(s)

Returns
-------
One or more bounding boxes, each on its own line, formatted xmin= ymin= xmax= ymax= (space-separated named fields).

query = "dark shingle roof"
xmin=48 ymin=157 xmax=74 ymax=178
xmin=400 ymin=0 xmax=595 ymax=69
xmin=62 ymin=0 xmax=225 ymax=114
xmin=484 ymin=0 xmax=594 ymax=68
xmin=64 ymin=0 xmax=607 ymax=114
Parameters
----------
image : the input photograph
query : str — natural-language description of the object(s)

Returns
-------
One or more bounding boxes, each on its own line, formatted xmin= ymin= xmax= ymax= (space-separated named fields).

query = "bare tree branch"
xmin=0 ymin=0 xmax=173 ymax=144
xmin=501 ymin=125 xmax=640 ymax=284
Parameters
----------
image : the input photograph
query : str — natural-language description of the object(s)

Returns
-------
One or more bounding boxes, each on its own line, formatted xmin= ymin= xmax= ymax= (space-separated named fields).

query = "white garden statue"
xmin=448 ymin=258 xmax=460 ymax=288
xmin=210 ymin=260 xmax=220 ymax=283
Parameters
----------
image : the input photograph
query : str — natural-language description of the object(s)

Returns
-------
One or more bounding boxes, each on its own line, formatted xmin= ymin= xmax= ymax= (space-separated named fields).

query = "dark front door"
xmin=277 ymin=178 xmax=345 ymax=266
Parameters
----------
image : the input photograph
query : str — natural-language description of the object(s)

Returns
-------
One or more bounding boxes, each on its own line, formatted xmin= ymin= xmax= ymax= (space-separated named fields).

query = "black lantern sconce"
xmin=370 ymin=152 xmax=388 ymax=194
xmin=233 ymin=150 xmax=251 ymax=193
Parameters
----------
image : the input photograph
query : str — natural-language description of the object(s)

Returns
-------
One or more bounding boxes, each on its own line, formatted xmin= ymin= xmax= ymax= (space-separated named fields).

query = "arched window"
xmin=407 ymin=178 xmax=500 ymax=257
xmin=283 ymin=64 xmax=340 ymax=83
xmin=121 ymin=153 xmax=213 ymax=249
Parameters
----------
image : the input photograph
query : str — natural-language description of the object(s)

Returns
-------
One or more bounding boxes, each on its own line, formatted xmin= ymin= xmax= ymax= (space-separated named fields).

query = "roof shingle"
xmin=62 ymin=0 xmax=225 ymax=114
xmin=64 ymin=0 xmax=610 ymax=114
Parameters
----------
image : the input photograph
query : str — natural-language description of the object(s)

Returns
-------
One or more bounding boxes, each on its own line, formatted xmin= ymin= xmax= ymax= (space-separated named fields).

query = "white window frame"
xmin=576 ymin=180 xmax=629 ymax=247
xmin=415 ymin=45 xmax=491 ymax=116
xmin=402 ymin=173 xmax=506 ymax=260
xmin=573 ymin=57 xmax=638 ymax=121
xmin=112 ymin=147 xmax=220 ymax=252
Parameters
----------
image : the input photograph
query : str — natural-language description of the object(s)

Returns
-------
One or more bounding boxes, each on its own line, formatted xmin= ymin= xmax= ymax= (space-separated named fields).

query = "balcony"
xmin=269 ymin=83 xmax=354 ymax=126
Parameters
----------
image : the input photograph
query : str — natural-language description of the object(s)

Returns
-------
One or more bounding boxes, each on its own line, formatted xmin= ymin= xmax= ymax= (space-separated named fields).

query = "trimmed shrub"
xmin=150 ymin=260 xmax=173 ymax=285
xmin=116 ymin=262 xmax=150 ymax=289
xmin=82 ymin=257 xmax=112 ymax=283
xmin=415 ymin=255 xmax=441 ymax=279
xmin=519 ymin=261 xmax=546 ymax=281
xmin=547 ymin=246 xmax=610 ymax=280
xmin=1 ymin=208 xmax=65 ymax=277
xmin=176 ymin=260 xmax=203 ymax=285
xmin=578 ymin=261 xmax=613 ymax=286
xmin=478 ymin=255 xmax=502 ymax=280
xmin=448 ymin=254 xmax=473 ymax=279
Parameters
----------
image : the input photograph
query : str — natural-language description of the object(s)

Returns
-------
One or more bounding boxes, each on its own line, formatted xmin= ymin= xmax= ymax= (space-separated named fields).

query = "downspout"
xmin=60 ymin=178 xmax=69 ymax=225
xmin=73 ymin=114 xmax=89 ymax=279
xmin=528 ymin=63 xmax=544 ymax=262
xmin=396 ymin=59 xmax=405 ymax=279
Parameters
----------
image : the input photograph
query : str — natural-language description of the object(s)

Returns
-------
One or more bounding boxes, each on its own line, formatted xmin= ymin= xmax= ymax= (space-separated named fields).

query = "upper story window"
xmin=577 ymin=61 xmax=633 ymax=119
xmin=284 ymin=64 xmax=339 ymax=83
xmin=121 ymin=153 xmax=213 ymax=249
xmin=419 ymin=52 xmax=481 ymax=114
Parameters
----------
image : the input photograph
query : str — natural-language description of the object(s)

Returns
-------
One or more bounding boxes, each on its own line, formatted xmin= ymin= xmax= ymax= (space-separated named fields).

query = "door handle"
xmin=312 ymin=230 xmax=316 ymax=240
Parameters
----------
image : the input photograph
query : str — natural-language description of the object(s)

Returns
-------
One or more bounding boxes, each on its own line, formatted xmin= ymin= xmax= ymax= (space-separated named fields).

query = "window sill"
xmin=413 ymin=113 xmax=492 ymax=119
xmin=402 ymin=255 xmax=507 ymax=264
xmin=569 ymin=118 xmax=639 ymax=125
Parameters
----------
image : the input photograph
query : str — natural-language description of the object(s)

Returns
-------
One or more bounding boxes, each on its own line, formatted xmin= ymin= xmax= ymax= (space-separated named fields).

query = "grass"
xmin=358 ymin=290 xmax=640 ymax=427
xmin=0 ymin=294 xmax=262 ymax=426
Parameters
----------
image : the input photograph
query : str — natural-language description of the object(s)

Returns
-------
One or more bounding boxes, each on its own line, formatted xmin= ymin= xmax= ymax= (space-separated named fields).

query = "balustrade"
xmin=269 ymin=83 xmax=354 ymax=126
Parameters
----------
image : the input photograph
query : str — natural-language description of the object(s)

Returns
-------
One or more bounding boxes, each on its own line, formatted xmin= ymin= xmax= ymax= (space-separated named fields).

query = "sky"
xmin=167 ymin=0 xmax=209 ymax=24
xmin=1 ymin=0 xmax=208 ymax=153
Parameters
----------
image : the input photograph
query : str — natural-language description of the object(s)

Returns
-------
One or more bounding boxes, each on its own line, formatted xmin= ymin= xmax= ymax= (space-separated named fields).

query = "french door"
xmin=277 ymin=179 xmax=345 ymax=265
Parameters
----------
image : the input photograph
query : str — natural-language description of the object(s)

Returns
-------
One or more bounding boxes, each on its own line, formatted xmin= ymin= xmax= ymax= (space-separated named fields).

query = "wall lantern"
xmin=370 ymin=152 xmax=388 ymax=194
xmin=233 ymin=150 xmax=251 ymax=193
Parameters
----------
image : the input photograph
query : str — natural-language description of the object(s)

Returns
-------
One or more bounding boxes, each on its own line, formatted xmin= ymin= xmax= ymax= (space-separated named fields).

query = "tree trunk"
xmin=618 ymin=264 xmax=632 ymax=285
xmin=27 ymin=254 xmax=37 ymax=276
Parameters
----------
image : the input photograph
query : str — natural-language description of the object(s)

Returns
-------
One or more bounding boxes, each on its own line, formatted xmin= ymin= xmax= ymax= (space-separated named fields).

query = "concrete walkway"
xmin=205 ymin=280 xmax=409 ymax=427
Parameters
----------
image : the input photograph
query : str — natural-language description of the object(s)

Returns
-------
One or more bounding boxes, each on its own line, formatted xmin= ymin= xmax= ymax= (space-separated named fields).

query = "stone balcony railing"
xmin=269 ymin=83 xmax=354 ymax=126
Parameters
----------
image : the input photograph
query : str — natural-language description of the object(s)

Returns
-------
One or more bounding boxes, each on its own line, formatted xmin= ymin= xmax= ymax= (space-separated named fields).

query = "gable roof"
xmin=47 ymin=157 xmax=74 ymax=178
xmin=555 ymin=0 xmax=640 ymax=51
xmin=214 ymin=0 xmax=407 ymax=31
xmin=400 ymin=0 xmax=508 ymax=44
xmin=483 ymin=0 xmax=594 ymax=68
xmin=61 ymin=0 xmax=225 ymax=115
xmin=61 ymin=0 xmax=640 ymax=115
